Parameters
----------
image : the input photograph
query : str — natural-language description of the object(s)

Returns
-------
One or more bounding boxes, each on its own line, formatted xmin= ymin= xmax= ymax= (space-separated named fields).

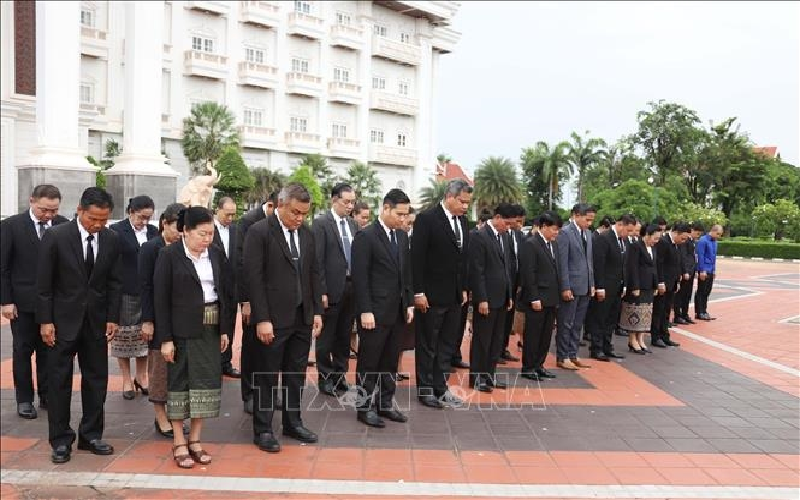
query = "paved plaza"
xmin=1 ymin=259 xmax=798 ymax=499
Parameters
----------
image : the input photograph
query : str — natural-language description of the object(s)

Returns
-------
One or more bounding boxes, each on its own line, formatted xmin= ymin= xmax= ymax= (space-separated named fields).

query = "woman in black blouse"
xmin=620 ymin=224 xmax=662 ymax=354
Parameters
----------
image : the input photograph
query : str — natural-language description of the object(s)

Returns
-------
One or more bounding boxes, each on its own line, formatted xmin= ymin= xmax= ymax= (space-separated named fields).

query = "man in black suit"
xmin=37 ymin=187 xmax=122 ymax=464
xmin=518 ymin=211 xmax=562 ymax=380
xmin=468 ymin=204 xmax=514 ymax=393
xmin=673 ymin=223 xmax=703 ymax=325
xmin=587 ymin=214 xmax=636 ymax=361
xmin=213 ymin=196 xmax=241 ymax=378
xmin=236 ymin=191 xmax=277 ymax=413
xmin=651 ymin=222 xmax=690 ymax=348
xmin=352 ymin=189 xmax=414 ymax=427
xmin=244 ymin=183 xmax=323 ymax=453
xmin=313 ymin=183 xmax=358 ymax=396
xmin=499 ymin=204 xmax=525 ymax=364
xmin=1 ymin=185 xmax=69 ymax=419
xmin=412 ymin=179 xmax=473 ymax=408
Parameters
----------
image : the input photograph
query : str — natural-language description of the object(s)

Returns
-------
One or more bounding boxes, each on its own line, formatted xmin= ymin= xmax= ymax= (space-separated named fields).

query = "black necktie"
xmin=452 ymin=215 xmax=462 ymax=249
xmin=618 ymin=237 xmax=625 ymax=253
xmin=85 ymin=234 xmax=95 ymax=277
xmin=581 ymin=230 xmax=587 ymax=253
xmin=508 ymin=233 xmax=517 ymax=263
xmin=390 ymin=229 xmax=399 ymax=258
xmin=37 ymin=221 xmax=48 ymax=239
xmin=497 ymin=233 xmax=504 ymax=254
xmin=546 ymin=241 xmax=554 ymax=259
xmin=289 ymin=230 xmax=302 ymax=307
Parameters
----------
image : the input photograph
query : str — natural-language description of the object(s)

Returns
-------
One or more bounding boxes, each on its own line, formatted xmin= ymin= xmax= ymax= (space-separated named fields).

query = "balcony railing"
xmin=286 ymin=72 xmax=323 ymax=97
xmin=329 ymin=24 xmax=364 ymax=51
xmin=80 ymin=26 xmax=108 ymax=59
xmin=369 ymin=91 xmax=419 ymax=116
xmin=328 ymin=81 xmax=362 ymax=105
xmin=240 ymin=1 xmax=281 ymax=28
xmin=184 ymin=50 xmax=228 ymax=79
xmin=287 ymin=11 xmax=325 ymax=39
xmin=327 ymin=137 xmax=361 ymax=159
xmin=285 ymin=131 xmax=322 ymax=152
xmin=238 ymin=61 xmax=279 ymax=88
xmin=79 ymin=103 xmax=107 ymax=116
xmin=372 ymin=35 xmax=421 ymax=66
xmin=239 ymin=125 xmax=278 ymax=146
xmin=369 ymin=144 xmax=416 ymax=167
xmin=185 ymin=1 xmax=230 ymax=15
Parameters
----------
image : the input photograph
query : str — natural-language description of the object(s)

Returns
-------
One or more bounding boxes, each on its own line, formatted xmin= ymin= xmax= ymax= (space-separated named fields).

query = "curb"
xmin=718 ymin=256 xmax=800 ymax=263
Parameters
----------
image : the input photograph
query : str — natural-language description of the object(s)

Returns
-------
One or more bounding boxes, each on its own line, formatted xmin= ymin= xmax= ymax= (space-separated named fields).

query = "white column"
xmin=357 ymin=13 xmax=373 ymax=165
xmin=317 ymin=2 xmax=329 ymax=154
xmin=413 ymin=35 xmax=434 ymax=203
xmin=108 ymin=1 xmax=175 ymax=176
xmin=273 ymin=5 xmax=290 ymax=171
xmin=224 ymin=2 xmax=241 ymax=127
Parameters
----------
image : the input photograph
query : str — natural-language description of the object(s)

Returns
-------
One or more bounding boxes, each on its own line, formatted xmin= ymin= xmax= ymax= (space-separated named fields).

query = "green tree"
xmin=418 ymin=178 xmax=447 ymax=212
xmin=591 ymin=179 xmax=680 ymax=223
xmin=762 ymin=158 xmax=800 ymax=206
xmin=752 ymin=199 xmax=800 ymax=241
xmin=181 ymin=102 xmax=240 ymax=175
xmin=676 ymin=202 xmax=728 ymax=229
xmin=89 ymin=139 xmax=122 ymax=189
xmin=528 ymin=141 xmax=572 ymax=210
xmin=288 ymin=164 xmax=324 ymax=218
xmin=347 ymin=161 xmax=382 ymax=209
xmin=300 ymin=154 xmax=336 ymax=198
xmin=245 ymin=168 xmax=284 ymax=209
xmin=473 ymin=156 xmax=522 ymax=210
xmin=520 ymin=147 xmax=551 ymax=217
xmin=214 ymin=147 xmax=254 ymax=213
xmin=583 ymin=136 xmax=649 ymax=201
xmin=566 ymin=131 xmax=607 ymax=203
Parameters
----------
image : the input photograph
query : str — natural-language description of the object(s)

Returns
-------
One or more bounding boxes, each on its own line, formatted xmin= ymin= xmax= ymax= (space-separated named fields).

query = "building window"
xmin=398 ymin=81 xmax=409 ymax=96
xmin=370 ymin=129 xmax=384 ymax=144
xmin=397 ymin=133 xmax=407 ymax=147
xmin=373 ymin=24 xmax=387 ymax=37
xmin=291 ymin=58 xmax=309 ymax=73
xmin=79 ymin=83 xmax=93 ymax=104
xmin=372 ymin=76 xmax=385 ymax=90
xmin=192 ymin=36 xmax=214 ymax=53
xmin=333 ymin=67 xmax=350 ymax=83
xmin=336 ymin=12 xmax=351 ymax=25
xmin=243 ymin=108 xmax=263 ymax=127
xmin=245 ymin=47 xmax=264 ymax=64
xmin=332 ymin=123 xmax=347 ymax=138
xmin=80 ymin=9 xmax=94 ymax=27
xmin=294 ymin=1 xmax=311 ymax=14
xmin=290 ymin=116 xmax=308 ymax=132
xmin=400 ymin=32 xmax=411 ymax=44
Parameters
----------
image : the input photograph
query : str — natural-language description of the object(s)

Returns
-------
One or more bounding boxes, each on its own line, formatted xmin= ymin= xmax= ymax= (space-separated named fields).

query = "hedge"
xmin=717 ymin=241 xmax=800 ymax=260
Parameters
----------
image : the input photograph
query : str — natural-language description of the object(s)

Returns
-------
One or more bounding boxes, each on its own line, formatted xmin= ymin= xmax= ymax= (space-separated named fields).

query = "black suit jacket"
xmin=236 ymin=206 xmax=267 ymax=303
xmin=153 ymin=239 xmax=235 ymax=343
xmin=411 ymin=204 xmax=469 ymax=306
xmin=1 ymin=211 xmax=69 ymax=312
xmin=138 ymin=235 xmax=166 ymax=348
xmin=212 ymin=222 xmax=238 ymax=293
xmin=109 ymin=220 xmax=158 ymax=296
xmin=352 ymin=221 xmax=413 ymax=325
xmin=36 ymin=220 xmax=123 ymax=341
xmin=313 ymin=210 xmax=358 ymax=304
xmin=517 ymin=233 xmax=561 ymax=309
xmin=243 ymin=214 xmax=323 ymax=329
xmin=625 ymin=240 xmax=658 ymax=299
xmin=469 ymin=225 xmax=511 ymax=308
xmin=593 ymin=228 xmax=626 ymax=294
xmin=678 ymin=238 xmax=696 ymax=276
xmin=655 ymin=233 xmax=681 ymax=291
xmin=505 ymin=228 xmax=523 ymax=287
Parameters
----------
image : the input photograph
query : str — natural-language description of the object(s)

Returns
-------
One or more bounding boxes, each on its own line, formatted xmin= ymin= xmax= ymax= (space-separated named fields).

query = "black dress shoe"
xmin=51 ymin=445 xmax=71 ymax=464
xmin=155 ymin=419 xmax=174 ymax=438
xmin=17 ymin=402 xmax=37 ymax=419
xmin=520 ymin=372 xmax=540 ymax=381
xmin=418 ymin=395 xmax=443 ymax=409
xmin=254 ymin=433 xmax=281 ymax=453
xmin=77 ymin=439 xmax=114 ymax=455
xmin=244 ymin=398 xmax=254 ymax=415
xmin=496 ymin=358 xmax=508 ymax=365
xmin=283 ymin=425 xmax=318 ymax=444
xmin=535 ymin=368 xmax=556 ymax=379
xmin=488 ymin=378 xmax=507 ymax=389
xmin=651 ymin=339 xmax=668 ymax=348
xmin=683 ymin=317 xmax=696 ymax=324
xmin=591 ymin=353 xmax=610 ymax=362
xmin=439 ymin=392 xmax=465 ymax=408
xmin=378 ymin=409 xmax=408 ymax=423
xmin=336 ymin=380 xmax=351 ymax=393
xmin=122 ymin=389 xmax=135 ymax=400
xmin=696 ymin=313 xmax=715 ymax=321
xmin=605 ymin=352 xmax=625 ymax=359
xmin=673 ymin=317 xmax=688 ymax=325
xmin=450 ymin=360 xmax=470 ymax=369
xmin=501 ymin=350 xmax=520 ymax=362
xmin=357 ymin=410 xmax=386 ymax=428
xmin=396 ymin=373 xmax=410 ymax=381
xmin=579 ymin=340 xmax=587 ymax=347
xmin=474 ymin=382 xmax=492 ymax=393
xmin=223 ymin=366 xmax=242 ymax=379
xmin=319 ymin=381 xmax=338 ymax=397
xmin=664 ymin=340 xmax=681 ymax=347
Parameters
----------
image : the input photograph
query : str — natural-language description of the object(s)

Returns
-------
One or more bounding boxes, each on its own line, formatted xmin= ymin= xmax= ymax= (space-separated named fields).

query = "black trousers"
xmin=414 ymin=303 xmax=460 ymax=398
xmin=588 ymin=285 xmax=622 ymax=355
xmin=674 ymin=275 xmax=695 ymax=319
xmin=694 ymin=273 xmax=715 ymax=315
xmin=451 ymin=302 xmax=469 ymax=364
xmin=469 ymin=306 xmax=506 ymax=385
xmin=651 ymin=286 xmax=676 ymax=342
xmin=240 ymin=319 xmax=255 ymax=402
xmin=252 ymin=308 xmax=310 ymax=435
xmin=221 ymin=305 xmax=238 ymax=369
xmin=11 ymin=310 xmax=49 ymax=404
xmin=522 ymin=306 xmax=557 ymax=373
xmin=502 ymin=307 xmax=515 ymax=354
xmin=315 ymin=281 xmax=354 ymax=385
xmin=47 ymin=317 xmax=108 ymax=448
xmin=355 ymin=310 xmax=402 ymax=412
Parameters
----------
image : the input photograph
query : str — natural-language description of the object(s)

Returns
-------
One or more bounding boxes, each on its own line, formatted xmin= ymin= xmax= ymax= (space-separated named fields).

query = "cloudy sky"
xmin=437 ymin=1 xmax=799 ymax=179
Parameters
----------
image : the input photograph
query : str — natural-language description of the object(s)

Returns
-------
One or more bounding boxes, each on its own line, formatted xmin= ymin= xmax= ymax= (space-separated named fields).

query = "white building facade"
xmin=0 ymin=0 xmax=460 ymax=217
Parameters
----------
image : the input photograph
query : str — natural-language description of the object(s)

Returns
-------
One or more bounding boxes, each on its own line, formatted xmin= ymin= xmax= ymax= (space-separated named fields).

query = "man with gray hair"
xmin=411 ymin=179 xmax=473 ymax=408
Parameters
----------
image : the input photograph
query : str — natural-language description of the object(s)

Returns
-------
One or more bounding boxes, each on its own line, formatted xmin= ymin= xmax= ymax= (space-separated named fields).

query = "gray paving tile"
xmin=750 ymin=439 xmax=800 ymax=454
xmin=705 ymin=438 xmax=762 ymax=453
xmin=664 ymin=438 xmax=717 ymax=452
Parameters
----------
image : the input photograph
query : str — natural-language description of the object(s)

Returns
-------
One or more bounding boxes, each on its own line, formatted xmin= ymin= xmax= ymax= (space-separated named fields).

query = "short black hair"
xmin=383 ymin=188 xmax=410 ymax=208
xmin=267 ymin=190 xmax=279 ymax=205
xmin=331 ymin=183 xmax=354 ymax=199
xmin=216 ymin=196 xmax=236 ymax=209
xmin=652 ymin=216 xmax=667 ymax=227
xmin=353 ymin=201 xmax=370 ymax=213
xmin=513 ymin=204 xmax=526 ymax=217
xmin=598 ymin=215 xmax=615 ymax=228
xmin=641 ymin=224 xmax=662 ymax=238
xmin=478 ymin=208 xmax=492 ymax=223
xmin=177 ymin=207 xmax=214 ymax=232
xmin=618 ymin=213 xmax=637 ymax=225
xmin=127 ymin=195 xmax=155 ymax=214
xmin=672 ymin=222 xmax=691 ymax=233
xmin=571 ymin=203 xmax=596 ymax=216
xmin=159 ymin=203 xmax=185 ymax=233
xmin=493 ymin=203 xmax=516 ymax=218
xmin=79 ymin=187 xmax=114 ymax=211
xmin=408 ymin=206 xmax=416 ymax=215
xmin=31 ymin=184 xmax=61 ymax=200
xmin=538 ymin=211 xmax=563 ymax=228
xmin=692 ymin=222 xmax=705 ymax=232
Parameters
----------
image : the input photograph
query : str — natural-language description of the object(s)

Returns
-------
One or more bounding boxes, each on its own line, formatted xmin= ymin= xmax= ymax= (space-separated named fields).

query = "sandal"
xmin=173 ymin=444 xmax=194 ymax=469
xmin=188 ymin=440 xmax=212 ymax=465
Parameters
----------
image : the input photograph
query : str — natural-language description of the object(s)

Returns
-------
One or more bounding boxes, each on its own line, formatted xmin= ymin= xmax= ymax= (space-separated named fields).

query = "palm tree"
xmin=436 ymin=153 xmax=451 ymax=174
xmin=301 ymin=153 xmax=336 ymax=197
xmin=245 ymin=168 xmax=284 ymax=209
xmin=473 ymin=156 xmax=522 ymax=210
xmin=532 ymin=141 xmax=572 ymax=210
xmin=418 ymin=179 xmax=447 ymax=211
xmin=181 ymin=102 xmax=240 ymax=175
xmin=347 ymin=162 xmax=382 ymax=208
xmin=566 ymin=130 xmax=607 ymax=203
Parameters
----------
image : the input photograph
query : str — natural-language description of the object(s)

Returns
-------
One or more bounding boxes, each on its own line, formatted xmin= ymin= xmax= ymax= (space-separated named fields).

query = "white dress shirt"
xmin=77 ymin=222 xmax=98 ymax=260
xmin=29 ymin=208 xmax=52 ymax=231
xmin=214 ymin=219 xmax=230 ymax=258
xmin=131 ymin=220 xmax=148 ymax=246
xmin=277 ymin=213 xmax=300 ymax=258
xmin=440 ymin=202 xmax=459 ymax=235
xmin=378 ymin=217 xmax=393 ymax=240
xmin=183 ymin=242 xmax=217 ymax=303
xmin=331 ymin=210 xmax=352 ymax=243
xmin=486 ymin=220 xmax=503 ymax=251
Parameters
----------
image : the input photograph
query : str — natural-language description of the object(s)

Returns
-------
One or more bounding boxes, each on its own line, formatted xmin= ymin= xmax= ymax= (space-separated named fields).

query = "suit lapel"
xmin=210 ymin=246 xmax=222 ymax=291
xmin=68 ymin=221 xmax=88 ymax=279
xmin=327 ymin=212 xmax=346 ymax=258
xmin=483 ymin=225 xmax=504 ymax=262
xmin=93 ymin=228 xmax=112 ymax=275
xmin=177 ymin=241 xmax=202 ymax=287
xmin=269 ymin=215 xmax=295 ymax=266
xmin=373 ymin=222 xmax=398 ymax=264
xmin=24 ymin=216 xmax=39 ymax=246
xmin=436 ymin=205 xmax=459 ymax=249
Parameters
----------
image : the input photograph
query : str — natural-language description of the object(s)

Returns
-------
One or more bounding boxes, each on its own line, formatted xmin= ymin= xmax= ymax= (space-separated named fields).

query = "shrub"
xmin=717 ymin=241 xmax=800 ymax=260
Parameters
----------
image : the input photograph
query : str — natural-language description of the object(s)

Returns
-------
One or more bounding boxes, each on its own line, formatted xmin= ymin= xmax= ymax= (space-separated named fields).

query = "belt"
xmin=203 ymin=303 xmax=219 ymax=325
